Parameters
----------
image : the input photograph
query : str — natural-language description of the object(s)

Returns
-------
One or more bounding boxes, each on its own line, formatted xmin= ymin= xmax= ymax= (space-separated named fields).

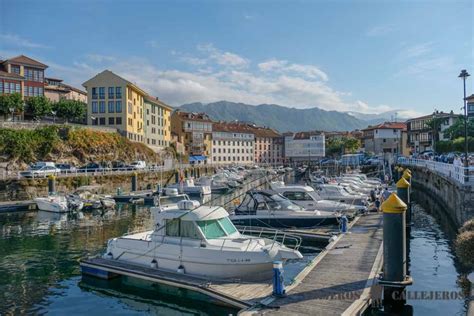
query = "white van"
xmin=130 ymin=161 xmax=146 ymax=170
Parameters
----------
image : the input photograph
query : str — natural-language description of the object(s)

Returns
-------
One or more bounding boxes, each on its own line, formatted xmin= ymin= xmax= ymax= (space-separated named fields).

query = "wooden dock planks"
xmin=251 ymin=212 xmax=384 ymax=316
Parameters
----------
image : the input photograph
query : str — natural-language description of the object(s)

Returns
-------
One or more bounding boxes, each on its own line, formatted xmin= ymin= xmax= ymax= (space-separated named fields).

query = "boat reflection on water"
xmin=79 ymin=275 xmax=239 ymax=315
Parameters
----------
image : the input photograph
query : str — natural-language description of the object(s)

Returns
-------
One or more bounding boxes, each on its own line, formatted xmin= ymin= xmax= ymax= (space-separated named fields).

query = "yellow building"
xmin=144 ymin=95 xmax=173 ymax=152
xmin=171 ymin=111 xmax=213 ymax=164
xmin=83 ymin=70 xmax=146 ymax=142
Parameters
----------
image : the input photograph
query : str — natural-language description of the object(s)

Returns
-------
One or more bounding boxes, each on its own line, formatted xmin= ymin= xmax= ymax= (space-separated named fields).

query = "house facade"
xmin=211 ymin=122 xmax=254 ymax=165
xmin=170 ymin=111 xmax=213 ymax=164
xmin=284 ymin=131 xmax=325 ymax=162
xmin=144 ymin=95 xmax=173 ymax=152
xmin=247 ymin=125 xmax=283 ymax=165
xmin=362 ymin=122 xmax=406 ymax=155
xmin=0 ymin=55 xmax=48 ymax=99
xmin=406 ymin=111 xmax=459 ymax=153
xmin=83 ymin=70 xmax=146 ymax=142
xmin=44 ymin=77 xmax=87 ymax=103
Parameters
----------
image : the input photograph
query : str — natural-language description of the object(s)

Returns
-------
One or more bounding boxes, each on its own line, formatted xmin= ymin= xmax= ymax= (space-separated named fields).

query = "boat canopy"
xmin=157 ymin=205 xmax=230 ymax=222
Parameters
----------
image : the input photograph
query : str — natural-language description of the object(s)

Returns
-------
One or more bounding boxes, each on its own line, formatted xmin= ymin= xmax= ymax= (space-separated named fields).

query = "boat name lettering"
xmin=226 ymin=258 xmax=251 ymax=263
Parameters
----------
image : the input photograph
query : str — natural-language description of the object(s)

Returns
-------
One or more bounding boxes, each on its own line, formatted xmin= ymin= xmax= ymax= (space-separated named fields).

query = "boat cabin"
xmin=234 ymin=190 xmax=304 ymax=215
xmin=152 ymin=200 xmax=240 ymax=241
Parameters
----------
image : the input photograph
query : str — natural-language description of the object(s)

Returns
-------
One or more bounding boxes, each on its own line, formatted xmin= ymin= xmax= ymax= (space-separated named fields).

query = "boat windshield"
xmin=258 ymin=194 xmax=304 ymax=211
xmin=197 ymin=217 xmax=238 ymax=239
xmin=159 ymin=195 xmax=189 ymax=205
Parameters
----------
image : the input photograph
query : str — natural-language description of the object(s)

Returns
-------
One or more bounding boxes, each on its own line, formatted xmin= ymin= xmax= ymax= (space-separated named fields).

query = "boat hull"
xmin=34 ymin=198 xmax=68 ymax=213
xmin=230 ymin=215 xmax=339 ymax=228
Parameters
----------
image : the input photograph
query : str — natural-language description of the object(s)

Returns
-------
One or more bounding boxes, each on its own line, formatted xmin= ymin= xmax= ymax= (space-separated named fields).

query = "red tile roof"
xmin=363 ymin=122 xmax=407 ymax=131
xmin=213 ymin=121 xmax=255 ymax=133
xmin=245 ymin=124 xmax=281 ymax=138
xmin=175 ymin=111 xmax=213 ymax=123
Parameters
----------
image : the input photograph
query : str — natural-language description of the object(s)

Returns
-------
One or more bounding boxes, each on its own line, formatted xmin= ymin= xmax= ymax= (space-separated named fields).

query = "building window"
xmin=92 ymin=101 xmax=98 ymax=113
xmin=11 ymin=65 xmax=20 ymax=74
xmin=108 ymin=117 xmax=115 ymax=125
xmin=116 ymin=100 xmax=122 ymax=113
xmin=92 ymin=87 xmax=97 ymax=99
xmin=108 ymin=101 xmax=115 ymax=113
xmin=116 ymin=117 xmax=122 ymax=125
xmin=0 ymin=81 xmax=3 ymax=94
xmin=115 ymin=87 xmax=122 ymax=99
xmin=92 ymin=119 xmax=98 ymax=125
xmin=99 ymin=117 xmax=106 ymax=125
xmin=99 ymin=87 xmax=105 ymax=99
xmin=128 ymin=102 xmax=132 ymax=114
xmin=99 ymin=101 xmax=106 ymax=113
xmin=108 ymin=87 xmax=114 ymax=99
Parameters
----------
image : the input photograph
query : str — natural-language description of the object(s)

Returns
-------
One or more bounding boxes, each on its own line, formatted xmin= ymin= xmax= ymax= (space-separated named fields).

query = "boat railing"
xmin=238 ymin=226 xmax=302 ymax=251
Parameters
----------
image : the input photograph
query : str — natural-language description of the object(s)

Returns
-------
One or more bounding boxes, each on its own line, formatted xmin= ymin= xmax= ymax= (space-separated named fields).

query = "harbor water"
xmin=0 ymin=174 xmax=470 ymax=315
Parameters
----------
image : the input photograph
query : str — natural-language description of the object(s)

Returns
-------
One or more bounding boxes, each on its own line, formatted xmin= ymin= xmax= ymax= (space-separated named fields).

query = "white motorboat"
xmin=315 ymin=184 xmax=368 ymax=206
xmin=271 ymin=182 xmax=367 ymax=213
xmin=231 ymin=189 xmax=340 ymax=228
xmin=195 ymin=176 xmax=230 ymax=194
xmin=103 ymin=200 xmax=302 ymax=281
xmin=34 ymin=195 xmax=70 ymax=213
xmin=167 ymin=178 xmax=211 ymax=195
xmin=71 ymin=186 xmax=116 ymax=210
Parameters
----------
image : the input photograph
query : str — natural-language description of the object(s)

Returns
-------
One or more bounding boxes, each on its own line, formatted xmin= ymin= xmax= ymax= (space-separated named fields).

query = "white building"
xmin=284 ymin=131 xmax=325 ymax=162
xmin=211 ymin=122 xmax=255 ymax=165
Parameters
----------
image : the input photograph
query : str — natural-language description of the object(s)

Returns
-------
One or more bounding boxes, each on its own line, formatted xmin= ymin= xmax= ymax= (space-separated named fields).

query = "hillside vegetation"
xmin=0 ymin=126 xmax=159 ymax=168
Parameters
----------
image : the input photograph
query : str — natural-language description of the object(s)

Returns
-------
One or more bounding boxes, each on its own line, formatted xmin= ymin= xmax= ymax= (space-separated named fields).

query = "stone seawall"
xmin=407 ymin=166 xmax=474 ymax=227
xmin=0 ymin=167 xmax=216 ymax=202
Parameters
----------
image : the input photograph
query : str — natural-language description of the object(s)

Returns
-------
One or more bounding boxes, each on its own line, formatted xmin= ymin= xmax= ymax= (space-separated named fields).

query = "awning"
xmin=189 ymin=155 xmax=206 ymax=162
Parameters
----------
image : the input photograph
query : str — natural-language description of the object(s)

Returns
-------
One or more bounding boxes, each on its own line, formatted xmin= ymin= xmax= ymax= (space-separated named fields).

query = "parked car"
xmin=56 ymin=163 xmax=77 ymax=173
xmin=20 ymin=162 xmax=61 ymax=178
xmin=129 ymin=160 xmax=147 ymax=170
xmin=111 ymin=161 xmax=134 ymax=171
xmin=78 ymin=163 xmax=109 ymax=173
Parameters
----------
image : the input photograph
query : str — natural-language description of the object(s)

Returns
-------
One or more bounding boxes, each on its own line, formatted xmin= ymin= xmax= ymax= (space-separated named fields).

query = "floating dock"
xmin=80 ymin=212 xmax=383 ymax=314
xmin=0 ymin=200 xmax=37 ymax=213
xmin=246 ymin=212 xmax=384 ymax=315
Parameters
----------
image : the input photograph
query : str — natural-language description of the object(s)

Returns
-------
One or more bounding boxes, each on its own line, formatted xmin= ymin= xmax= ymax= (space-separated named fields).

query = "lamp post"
xmin=458 ymin=70 xmax=470 ymax=172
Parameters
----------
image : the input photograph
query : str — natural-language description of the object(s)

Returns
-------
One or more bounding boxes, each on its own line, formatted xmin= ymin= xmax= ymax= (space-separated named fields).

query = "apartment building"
xmin=171 ymin=111 xmax=213 ymax=164
xmin=406 ymin=111 xmax=459 ymax=153
xmin=362 ymin=122 xmax=406 ymax=155
xmin=284 ymin=131 xmax=325 ymax=163
xmin=246 ymin=125 xmax=283 ymax=165
xmin=0 ymin=55 xmax=47 ymax=98
xmin=83 ymin=70 xmax=146 ymax=142
xmin=211 ymin=122 xmax=255 ymax=165
xmin=144 ymin=95 xmax=173 ymax=152
xmin=466 ymin=94 xmax=474 ymax=120
xmin=44 ymin=77 xmax=87 ymax=103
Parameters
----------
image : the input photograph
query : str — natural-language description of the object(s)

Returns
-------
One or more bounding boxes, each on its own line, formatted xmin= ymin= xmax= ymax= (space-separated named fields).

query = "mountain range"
xmin=179 ymin=101 xmax=409 ymax=132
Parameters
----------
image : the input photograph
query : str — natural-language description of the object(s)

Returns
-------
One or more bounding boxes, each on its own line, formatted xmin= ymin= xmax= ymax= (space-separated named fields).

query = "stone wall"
xmin=0 ymin=167 xmax=216 ymax=202
xmin=407 ymin=166 xmax=474 ymax=227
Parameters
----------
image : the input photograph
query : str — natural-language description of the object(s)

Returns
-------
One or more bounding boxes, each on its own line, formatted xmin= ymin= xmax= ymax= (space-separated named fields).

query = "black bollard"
xmin=131 ymin=172 xmax=138 ymax=192
xmin=48 ymin=175 xmax=56 ymax=195
xmin=379 ymin=193 xmax=412 ymax=312
xmin=175 ymin=171 xmax=179 ymax=183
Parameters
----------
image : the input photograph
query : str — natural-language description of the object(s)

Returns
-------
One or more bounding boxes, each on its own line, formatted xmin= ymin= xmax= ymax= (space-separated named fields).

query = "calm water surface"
xmin=0 ymin=173 xmax=323 ymax=315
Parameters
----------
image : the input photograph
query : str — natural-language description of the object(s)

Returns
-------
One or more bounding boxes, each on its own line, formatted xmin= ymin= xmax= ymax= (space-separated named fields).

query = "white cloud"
xmin=399 ymin=42 xmax=434 ymax=59
xmin=395 ymin=56 xmax=454 ymax=77
xmin=258 ymin=58 xmax=328 ymax=81
xmin=366 ymin=25 xmax=394 ymax=37
xmin=197 ymin=43 xmax=249 ymax=68
xmin=47 ymin=45 xmax=400 ymax=114
xmin=0 ymin=33 xmax=51 ymax=49
xmin=85 ymin=54 xmax=116 ymax=63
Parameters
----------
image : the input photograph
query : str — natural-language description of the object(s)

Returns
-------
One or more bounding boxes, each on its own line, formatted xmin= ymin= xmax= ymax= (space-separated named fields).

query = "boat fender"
xmin=106 ymin=252 xmax=113 ymax=260
xmin=150 ymin=259 xmax=158 ymax=269
xmin=177 ymin=265 xmax=185 ymax=274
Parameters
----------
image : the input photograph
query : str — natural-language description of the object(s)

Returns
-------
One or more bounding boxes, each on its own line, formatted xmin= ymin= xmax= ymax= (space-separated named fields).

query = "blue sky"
xmin=0 ymin=0 xmax=472 ymax=117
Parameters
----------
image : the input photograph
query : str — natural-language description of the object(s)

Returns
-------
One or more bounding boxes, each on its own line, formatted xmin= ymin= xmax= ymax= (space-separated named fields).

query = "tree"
xmin=25 ymin=96 xmax=52 ymax=119
xmin=425 ymin=116 xmax=446 ymax=152
xmin=325 ymin=137 xmax=361 ymax=157
xmin=0 ymin=93 xmax=24 ymax=119
xmin=53 ymin=99 xmax=86 ymax=122
xmin=443 ymin=117 xmax=474 ymax=140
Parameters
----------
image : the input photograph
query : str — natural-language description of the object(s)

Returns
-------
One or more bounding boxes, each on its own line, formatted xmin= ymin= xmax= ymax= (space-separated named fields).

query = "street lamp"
xmin=9 ymin=107 xmax=14 ymax=122
xmin=458 ymin=69 xmax=470 ymax=171
xmin=51 ymin=110 xmax=57 ymax=124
